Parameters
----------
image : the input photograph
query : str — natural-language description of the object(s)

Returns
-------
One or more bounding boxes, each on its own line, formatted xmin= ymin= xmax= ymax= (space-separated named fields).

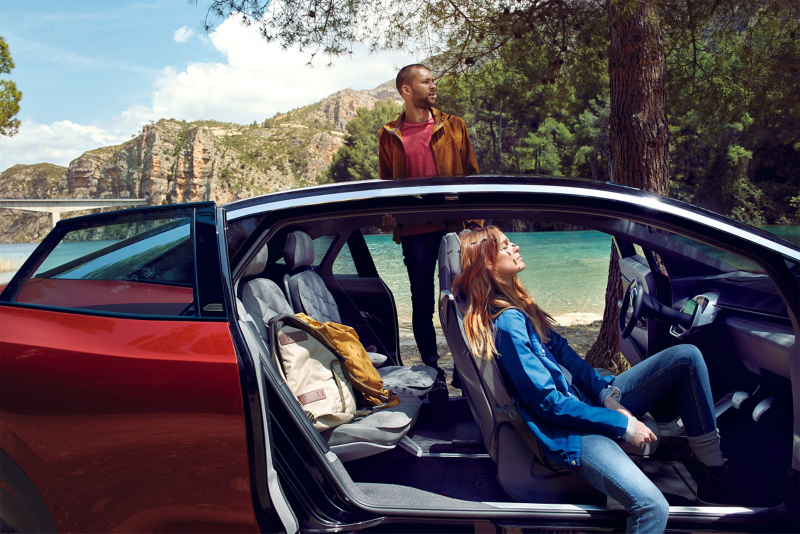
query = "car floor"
xmin=343 ymin=397 xmax=708 ymax=507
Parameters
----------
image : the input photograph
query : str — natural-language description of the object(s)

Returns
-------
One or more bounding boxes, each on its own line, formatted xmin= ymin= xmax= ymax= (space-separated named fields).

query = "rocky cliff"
xmin=0 ymin=163 xmax=66 ymax=243
xmin=0 ymin=83 xmax=400 ymax=244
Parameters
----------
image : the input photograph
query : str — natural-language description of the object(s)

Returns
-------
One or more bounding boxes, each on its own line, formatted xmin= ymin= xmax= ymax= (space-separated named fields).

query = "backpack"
xmin=268 ymin=314 xmax=357 ymax=431
xmin=294 ymin=313 xmax=399 ymax=408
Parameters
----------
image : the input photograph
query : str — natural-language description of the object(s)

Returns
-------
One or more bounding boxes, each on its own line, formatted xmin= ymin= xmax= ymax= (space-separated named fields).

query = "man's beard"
xmin=412 ymin=92 xmax=434 ymax=108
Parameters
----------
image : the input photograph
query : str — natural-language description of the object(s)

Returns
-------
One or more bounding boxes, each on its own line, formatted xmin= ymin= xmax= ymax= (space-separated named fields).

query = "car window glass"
xmin=668 ymin=233 xmax=764 ymax=274
xmin=16 ymin=216 xmax=196 ymax=316
xmin=634 ymin=244 xmax=669 ymax=277
xmin=332 ymin=241 xmax=358 ymax=275
xmin=312 ymin=235 xmax=334 ymax=266
xmin=227 ymin=214 xmax=265 ymax=260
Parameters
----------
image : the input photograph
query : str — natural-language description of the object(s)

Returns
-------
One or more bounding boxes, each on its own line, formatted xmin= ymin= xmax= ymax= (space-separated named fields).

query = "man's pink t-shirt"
xmin=400 ymin=118 xmax=436 ymax=178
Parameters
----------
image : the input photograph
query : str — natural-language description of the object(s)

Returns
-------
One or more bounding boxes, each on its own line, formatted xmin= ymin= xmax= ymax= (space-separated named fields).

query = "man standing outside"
xmin=378 ymin=64 xmax=480 ymax=402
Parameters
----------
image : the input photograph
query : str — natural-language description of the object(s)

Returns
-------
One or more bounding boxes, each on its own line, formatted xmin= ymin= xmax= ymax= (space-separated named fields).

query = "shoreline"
xmin=398 ymin=317 xmax=604 ymax=397
xmin=398 ymin=313 xmax=602 ymax=346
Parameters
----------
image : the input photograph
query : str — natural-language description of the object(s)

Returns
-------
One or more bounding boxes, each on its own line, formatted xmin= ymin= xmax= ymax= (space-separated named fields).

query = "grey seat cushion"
xmin=438 ymin=231 xmax=462 ymax=291
xmin=324 ymin=396 xmax=422 ymax=447
xmin=282 ymin=229 xmax=438 ymax=399
xmin=240 ymin=278 xmax=294 ymax=341
xmin=379 ymin=365 xmax=437 ymax=397
xmin=288 ymin=270 xmax=342 ymax=324
xmin=367 ymin=352 xmax=388 ymax=367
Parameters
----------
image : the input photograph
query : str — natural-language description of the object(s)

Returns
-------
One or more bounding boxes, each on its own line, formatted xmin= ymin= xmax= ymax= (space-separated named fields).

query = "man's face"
xmin=404 ymin=68 xmax=436 ymax=108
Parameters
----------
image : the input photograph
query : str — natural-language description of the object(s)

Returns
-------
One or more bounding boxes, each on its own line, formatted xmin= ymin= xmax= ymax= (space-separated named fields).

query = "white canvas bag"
xmin=271 ymin=318 xmax=357 ymax=431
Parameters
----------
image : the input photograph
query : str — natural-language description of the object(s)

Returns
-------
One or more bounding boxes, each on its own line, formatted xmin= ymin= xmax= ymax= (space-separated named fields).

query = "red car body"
xmin=0 ymin=306 xmax=259 ymax=532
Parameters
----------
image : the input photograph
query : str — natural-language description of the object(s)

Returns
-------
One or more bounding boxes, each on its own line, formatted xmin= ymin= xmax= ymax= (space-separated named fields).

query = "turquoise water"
xmin=761 ymin=225 xmax=800 ymax=244
xmin=366 ymin=231 xmax=613 ymax=322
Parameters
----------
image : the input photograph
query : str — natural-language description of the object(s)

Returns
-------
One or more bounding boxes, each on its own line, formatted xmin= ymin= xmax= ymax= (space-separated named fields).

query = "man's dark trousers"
xmin=400 ymin=230 xmax=446 ymax=366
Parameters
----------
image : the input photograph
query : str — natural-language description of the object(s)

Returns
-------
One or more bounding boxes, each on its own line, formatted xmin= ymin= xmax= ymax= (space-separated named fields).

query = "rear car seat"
xmin=236 ymin=242 xmax=425 ymax=461
xmin=282 ymin=230 xmax=439 ymax=399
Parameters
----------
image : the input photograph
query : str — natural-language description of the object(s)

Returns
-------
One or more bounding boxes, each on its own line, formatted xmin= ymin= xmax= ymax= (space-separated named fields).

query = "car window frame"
xmin=0 ymin=202 xmax=227 ymax=321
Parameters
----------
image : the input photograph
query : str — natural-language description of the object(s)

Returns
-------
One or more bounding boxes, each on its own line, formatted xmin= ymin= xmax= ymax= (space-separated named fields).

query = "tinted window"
xmin=16 ymin=216 xmax=196 ymax=316
xmin=668 ymin=233 xmax=764 ymax=274
xmin=312 ymin=236 xmax=334 ymax=266
xmin=331 ymin=241 xmax=358 ymax=275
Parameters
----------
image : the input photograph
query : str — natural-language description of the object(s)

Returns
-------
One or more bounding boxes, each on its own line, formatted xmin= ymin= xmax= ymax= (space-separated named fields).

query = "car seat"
xmin=282 ymin=230 xmax=439 ymax=399
xmin=437 ymin=232 xmax=659 ymax=503
xmin=236 ymin=242 xmax=426 ymax=462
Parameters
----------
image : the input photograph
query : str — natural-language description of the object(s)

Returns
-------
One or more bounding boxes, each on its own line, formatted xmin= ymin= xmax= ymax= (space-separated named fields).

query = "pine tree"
xmin=0 ymin=36 xmax=22 ymax=137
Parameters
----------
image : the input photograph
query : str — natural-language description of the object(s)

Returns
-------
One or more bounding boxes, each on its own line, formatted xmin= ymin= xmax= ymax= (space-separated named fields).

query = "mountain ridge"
xmin=0 ymin=82 xmax=401 ymax=243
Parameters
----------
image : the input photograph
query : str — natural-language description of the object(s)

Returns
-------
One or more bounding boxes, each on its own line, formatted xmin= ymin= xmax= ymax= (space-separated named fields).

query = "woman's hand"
xmin=603 ymin=396 xmax=656 ymax=446
xmin=603 ymin=395 xmax=632 ymax=418
xmin=630 ymin=420 xmax=658 ymax=448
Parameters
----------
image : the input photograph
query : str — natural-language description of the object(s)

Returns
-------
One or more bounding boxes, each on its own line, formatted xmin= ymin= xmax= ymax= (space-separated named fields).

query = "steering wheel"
xmin=619 ymin=278 xmax=644 ymax=339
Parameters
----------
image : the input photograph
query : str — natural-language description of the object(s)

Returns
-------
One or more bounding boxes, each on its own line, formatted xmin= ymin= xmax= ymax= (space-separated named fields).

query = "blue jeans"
xmin=401 ymin=230 xmax=446 ymax=366
xmin=565 ymin=344 xmax=715 ymax=532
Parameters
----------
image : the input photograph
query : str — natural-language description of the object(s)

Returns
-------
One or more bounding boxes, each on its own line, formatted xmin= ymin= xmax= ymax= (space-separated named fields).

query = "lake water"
xmin=363 ymin=231 xmax=612 ymax=322
xmin=2 ymin=226 xmax=798 ymax=322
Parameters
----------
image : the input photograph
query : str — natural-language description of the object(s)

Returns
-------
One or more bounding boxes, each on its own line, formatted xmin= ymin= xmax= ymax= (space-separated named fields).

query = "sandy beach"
xmin=399 ymin=315 xmax=602 ymax=397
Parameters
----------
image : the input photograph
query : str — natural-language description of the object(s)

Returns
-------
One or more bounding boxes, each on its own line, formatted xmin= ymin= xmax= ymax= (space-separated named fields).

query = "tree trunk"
xmin=585 ymin=0 xmax=670 ymax=372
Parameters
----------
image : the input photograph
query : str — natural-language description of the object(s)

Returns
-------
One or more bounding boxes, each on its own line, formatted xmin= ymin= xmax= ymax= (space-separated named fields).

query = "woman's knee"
xmin=664 ymin=343 xmax=705 ymax=370
xmin=635 ymin=486 xmax=669 ymax=527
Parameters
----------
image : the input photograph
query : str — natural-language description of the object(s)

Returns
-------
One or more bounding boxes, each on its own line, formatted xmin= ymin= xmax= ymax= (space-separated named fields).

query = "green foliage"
xmin=0 ymin=36 xmax=22 ymax=137
xmin=325 ymin=100 xmax=401 ymax=183
xmin=517 ymin=118 xmax=574 ymax=176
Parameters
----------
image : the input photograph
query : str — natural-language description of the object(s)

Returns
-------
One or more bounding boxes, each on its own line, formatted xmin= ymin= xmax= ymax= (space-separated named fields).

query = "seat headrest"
xmin=241 ymin=243 xmax=269 ymax=279
xmin=283 ymin=230 xmax=315 ymax=272
xmin=438 ymin=232 xmax=462 ymax=292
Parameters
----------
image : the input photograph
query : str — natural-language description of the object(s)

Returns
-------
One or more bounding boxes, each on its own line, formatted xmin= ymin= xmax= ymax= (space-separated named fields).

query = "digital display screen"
xmin=681 ymin=299 xmax=697 ymax=316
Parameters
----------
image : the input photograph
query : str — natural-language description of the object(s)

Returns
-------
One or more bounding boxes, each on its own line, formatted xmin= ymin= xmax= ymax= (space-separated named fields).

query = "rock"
xmin=0 ymin=79 xmax=400 ymax=244
xmin=0 ymin=163 xmax=66 ymax=244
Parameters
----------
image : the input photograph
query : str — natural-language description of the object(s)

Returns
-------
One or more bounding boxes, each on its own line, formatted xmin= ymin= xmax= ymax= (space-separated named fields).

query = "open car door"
xmin=0 ymin=203 xmax=296 ymax=533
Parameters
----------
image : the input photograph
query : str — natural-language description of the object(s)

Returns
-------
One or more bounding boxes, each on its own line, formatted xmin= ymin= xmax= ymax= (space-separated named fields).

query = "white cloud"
xmin=0 ymin=115 xmax=148 ymax=169
xmin=150 ymin=16 xmax=415 ymax=123
xmin=0 ymin=15 xmax=417 ymax=169
xmin=173 ymin=26 xmax=194 ymax=43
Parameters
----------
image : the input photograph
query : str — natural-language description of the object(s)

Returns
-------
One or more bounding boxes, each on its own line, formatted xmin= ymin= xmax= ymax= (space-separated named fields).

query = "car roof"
xmin=223 ymin=176 xmax=800 ymax=261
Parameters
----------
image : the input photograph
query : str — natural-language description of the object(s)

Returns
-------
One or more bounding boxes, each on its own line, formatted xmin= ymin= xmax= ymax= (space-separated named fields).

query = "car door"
xmin=0 ymin=204 xmax=264 ymax=533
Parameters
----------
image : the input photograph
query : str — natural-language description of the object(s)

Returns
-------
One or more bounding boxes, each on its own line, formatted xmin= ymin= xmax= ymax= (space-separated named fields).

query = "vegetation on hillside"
xmin=325 ymin=101 xmax=401 ymax=183
xmin=0 ymin=36 xmax=22 ymax=137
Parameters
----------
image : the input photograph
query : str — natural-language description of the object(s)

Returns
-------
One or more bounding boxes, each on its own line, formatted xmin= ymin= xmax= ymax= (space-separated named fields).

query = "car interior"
xmin=229 ymin=204 xmax=796 ymax=521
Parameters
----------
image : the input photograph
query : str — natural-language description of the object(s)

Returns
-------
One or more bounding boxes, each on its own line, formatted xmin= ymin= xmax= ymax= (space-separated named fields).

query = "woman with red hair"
xmin=452 ymin=225 xmax=764 ymax=531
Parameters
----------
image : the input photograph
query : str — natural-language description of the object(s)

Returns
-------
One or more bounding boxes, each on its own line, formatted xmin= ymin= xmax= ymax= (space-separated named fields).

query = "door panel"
xmin=322 ymin=230 xmax=401 ymax=364
xmin=0 ymin=306 xmax=257 ymax=533
xmin=0 ymin=204 xmax=259 ymax=533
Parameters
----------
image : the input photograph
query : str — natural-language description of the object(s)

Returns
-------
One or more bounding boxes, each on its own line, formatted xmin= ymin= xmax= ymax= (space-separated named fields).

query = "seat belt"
xmin=452 ymin=301 xmax=552 ymax=467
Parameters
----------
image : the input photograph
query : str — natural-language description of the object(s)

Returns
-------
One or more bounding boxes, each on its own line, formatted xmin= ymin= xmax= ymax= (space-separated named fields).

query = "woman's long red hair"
xmin=452 ymin=225 xmax=553 ymax=360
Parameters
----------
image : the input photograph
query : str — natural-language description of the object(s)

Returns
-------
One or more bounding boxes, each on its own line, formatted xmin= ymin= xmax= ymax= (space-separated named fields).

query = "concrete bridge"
xmin=0 ymin=198 xmax=150 ymax=229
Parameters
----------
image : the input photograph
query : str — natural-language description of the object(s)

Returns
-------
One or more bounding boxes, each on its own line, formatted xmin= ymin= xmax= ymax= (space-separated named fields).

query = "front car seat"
xmin=437 ymin=232 xmax=605 ymax=503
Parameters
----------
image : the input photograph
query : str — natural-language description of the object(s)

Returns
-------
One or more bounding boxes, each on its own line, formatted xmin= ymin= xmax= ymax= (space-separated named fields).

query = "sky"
xmin=0 ymin=1 xmax=417 ymax=170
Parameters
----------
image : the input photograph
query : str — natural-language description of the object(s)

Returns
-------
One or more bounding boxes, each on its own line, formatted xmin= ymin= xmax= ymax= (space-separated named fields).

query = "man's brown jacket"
xmin=378 ymin=108 xmax=481 ymax=240
xmin=378 ymin=107 xmax=479 ymax=179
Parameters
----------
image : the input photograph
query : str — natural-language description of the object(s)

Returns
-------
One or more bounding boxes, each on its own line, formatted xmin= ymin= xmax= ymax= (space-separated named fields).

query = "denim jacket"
xmin=493 ymin=308 xmax=629 ymax=467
